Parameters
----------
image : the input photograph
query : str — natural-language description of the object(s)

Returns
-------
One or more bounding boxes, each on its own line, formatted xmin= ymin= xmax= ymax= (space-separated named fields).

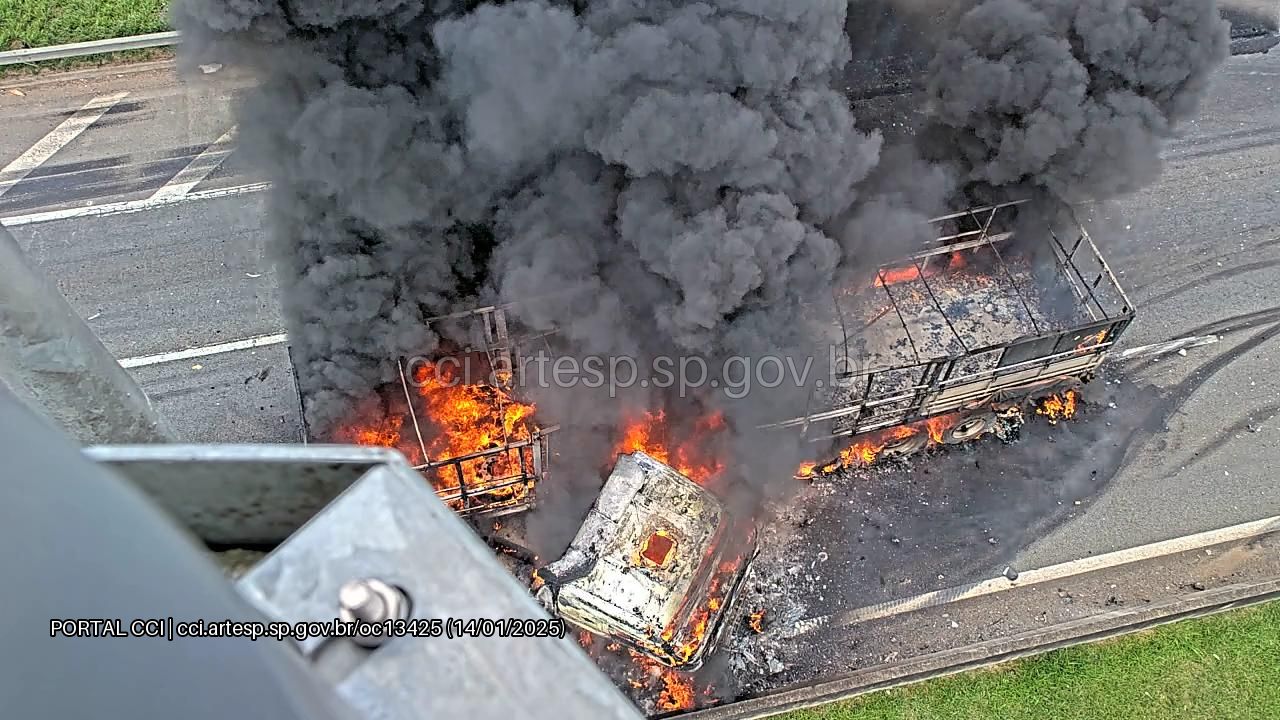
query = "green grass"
xmin=1 ymin=0 xmax=170 ymax=51
xmin=784 ymin=601 xmax=1280 ymax=720
xmin=0 ymin=1 xmax=172 ymax=79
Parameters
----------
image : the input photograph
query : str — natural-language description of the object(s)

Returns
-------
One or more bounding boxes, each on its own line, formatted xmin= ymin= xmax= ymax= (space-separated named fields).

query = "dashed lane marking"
xmin=119 ymin=332 xmax=288 ymax=369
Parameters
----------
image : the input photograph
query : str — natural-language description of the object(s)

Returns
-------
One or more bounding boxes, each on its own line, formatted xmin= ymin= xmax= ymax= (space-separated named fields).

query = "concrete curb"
xmin=680 ymin=579 xmax=1280 ymax=720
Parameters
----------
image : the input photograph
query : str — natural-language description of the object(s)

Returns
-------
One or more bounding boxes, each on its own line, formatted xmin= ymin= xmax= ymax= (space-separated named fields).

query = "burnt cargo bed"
xmin=839 ymin=251 xmax=1093 ymax=369
xmin=779 ymin=201 xmax=1134 ymax=442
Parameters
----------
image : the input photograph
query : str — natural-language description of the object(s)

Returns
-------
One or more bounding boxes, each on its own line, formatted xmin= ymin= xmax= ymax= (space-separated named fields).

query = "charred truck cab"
xmin=536 ymin=452 xmax=758 ymax=670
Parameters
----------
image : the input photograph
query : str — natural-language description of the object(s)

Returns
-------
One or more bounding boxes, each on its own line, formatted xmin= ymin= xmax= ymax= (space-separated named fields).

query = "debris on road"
xmin=1116 ymin=334 xmax=1220 ymax=360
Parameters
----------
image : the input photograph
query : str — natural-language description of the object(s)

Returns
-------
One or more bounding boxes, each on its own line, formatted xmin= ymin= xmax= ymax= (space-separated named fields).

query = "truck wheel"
xmin=942 ymin=412 xmax=995 ymax=444
xmin=881 ymin=433 xmax=927 ymax=459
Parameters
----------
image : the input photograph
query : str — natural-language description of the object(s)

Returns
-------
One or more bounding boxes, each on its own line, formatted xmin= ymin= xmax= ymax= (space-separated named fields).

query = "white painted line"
xmin=0 ymin=181 xmax=270 ymax=227
xmin=149 ymin=126 xmax=238 ymax=201
xmin=786 ymin=514 xmax=1280 ymax=636
xmin=1116 ymin=334 xmax=1221 ymax=360
xmin=0 ymin=91 xmax=129 ymax=198
xmin=119 ymin=333 xmax=288 ymax=369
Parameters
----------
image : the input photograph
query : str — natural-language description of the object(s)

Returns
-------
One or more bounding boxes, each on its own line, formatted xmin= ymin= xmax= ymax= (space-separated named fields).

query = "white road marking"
xmin=0 ymin=91 xmax=129 ymax=198
xmin=0 ymin=181 xmax=270 ymax=227
xmin=149 ymin=126 xmax=238 ymax=200
xmin=786 ymin=514 xmax=1280 ymax=636
xmin=1116 ymin=334 xmax=1222 ymax=360
xmin=119 ymin=332 xmax=288 ymax=369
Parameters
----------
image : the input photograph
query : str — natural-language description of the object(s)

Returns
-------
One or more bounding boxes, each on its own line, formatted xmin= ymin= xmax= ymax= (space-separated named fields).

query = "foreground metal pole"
xmin=0 ymin=228 xmax=174 ymax=443
xmin=0 ymin=389 xmax=359 ymax=720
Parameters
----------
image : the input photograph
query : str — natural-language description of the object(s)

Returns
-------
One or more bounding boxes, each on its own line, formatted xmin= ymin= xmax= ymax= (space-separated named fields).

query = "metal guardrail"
xmin=0 ymin=21 xmax=1275 ymax=68
xmin=0 ymin=31 xmax=181 ymax=66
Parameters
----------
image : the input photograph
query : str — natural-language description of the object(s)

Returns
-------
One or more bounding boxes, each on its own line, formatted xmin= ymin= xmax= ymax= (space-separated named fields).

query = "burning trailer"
xmin=288 ymin=304 xmax=560 ymax=519
xmin=535 ymin=451 xmax=758 ymax=671
xmin=780 ymin=200 xmax=1135 ymax=475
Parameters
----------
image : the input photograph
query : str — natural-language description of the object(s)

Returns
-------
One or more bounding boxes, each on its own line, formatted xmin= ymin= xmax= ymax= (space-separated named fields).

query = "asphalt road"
xmin=1 ymin=51 xmax=1278 ymax=632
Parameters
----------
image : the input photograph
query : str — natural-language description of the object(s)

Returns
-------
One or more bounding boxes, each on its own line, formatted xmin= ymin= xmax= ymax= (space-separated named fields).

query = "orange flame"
xmin=624 ymin=557 xmax=744 ymax=711
xmin=335 ymin=361 xmax=537 ymax=505
xmin=660 ymin=556 xmax=743 ymax=666
xmin=628 ymin=653 xmax=700 ymax=712
xmin=747 ymin=609 xmax=766 ymax=634
xmin=636 ymin=530 xmax=677 ymax=568
xmin=1075 ymin=330 xmax=1107 ymax=352
xmin=340 ymin=414 xmax=404 ymax=448
xmin=1036 ymin=390 xmax=1080 ymax=424
xmin=796 ymin=412 xmax=965 ymax=479
xmin=616 ymin=409 xmax=725 ymax=483
xmin=925 ymin=414 xmax=960 ymax=444
xmin=656 ymin=672 xmax=696 ymax=712
xmin=874 ymin=251 xmax=968 ymax=288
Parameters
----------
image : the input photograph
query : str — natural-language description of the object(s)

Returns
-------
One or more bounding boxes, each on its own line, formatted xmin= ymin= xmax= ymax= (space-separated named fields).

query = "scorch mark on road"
xmin=0 ymin=91 xmax=129 ymax=198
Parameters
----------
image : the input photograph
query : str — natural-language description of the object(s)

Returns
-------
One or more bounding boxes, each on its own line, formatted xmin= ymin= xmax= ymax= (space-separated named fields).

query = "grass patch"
xmin=1 ymin=0 xmax=170 ymax=51
xmin=0 ymin=1 xmax=172 ymax=80
xmin=784 ymin=601 xmax=1280 ymax=720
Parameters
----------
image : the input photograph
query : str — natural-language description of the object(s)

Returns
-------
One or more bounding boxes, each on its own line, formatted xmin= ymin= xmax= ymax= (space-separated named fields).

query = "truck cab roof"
xmin=537 ymin=451 xmax=755 ymax=669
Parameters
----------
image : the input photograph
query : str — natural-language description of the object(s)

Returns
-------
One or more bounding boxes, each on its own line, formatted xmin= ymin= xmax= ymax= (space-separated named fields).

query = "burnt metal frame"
xmin=392 ymin=303 xmax=560 ymax=517
xmin=287 ymin=305 xmax=558 ymax=518
xmin=768 ymin=201 xmax=1136 ymax=441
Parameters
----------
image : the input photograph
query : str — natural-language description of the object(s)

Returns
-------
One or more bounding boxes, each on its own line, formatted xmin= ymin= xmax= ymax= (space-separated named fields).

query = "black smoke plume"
xmin=920 ymin=0 xmax=1230 ymax=207
xmin=173 ymin=0 xmax=1229 ymax=527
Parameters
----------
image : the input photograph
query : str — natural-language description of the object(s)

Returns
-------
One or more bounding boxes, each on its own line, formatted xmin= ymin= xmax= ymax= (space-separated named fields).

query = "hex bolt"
xmin=338 ymin=578 xmax=409 ymax=648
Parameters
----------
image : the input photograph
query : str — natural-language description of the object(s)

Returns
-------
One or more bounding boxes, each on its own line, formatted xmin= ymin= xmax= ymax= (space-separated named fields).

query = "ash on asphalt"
xmin=719 ymin=377 xmax=1171 ymax=697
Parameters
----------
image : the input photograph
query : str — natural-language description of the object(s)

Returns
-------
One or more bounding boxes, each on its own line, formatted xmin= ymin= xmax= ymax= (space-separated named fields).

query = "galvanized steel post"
xmin=0 ymin=228 xmax=175 ymax=443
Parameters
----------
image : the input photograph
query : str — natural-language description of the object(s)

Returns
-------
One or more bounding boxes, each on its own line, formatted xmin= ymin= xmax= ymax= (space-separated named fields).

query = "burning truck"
xmin=286 ymin=199 xmax=1133 ymax=676
xmin=781 ymin=199 xmax=1134 ymax=476
xmin=535 ymin=451 xmax=758 ymax=670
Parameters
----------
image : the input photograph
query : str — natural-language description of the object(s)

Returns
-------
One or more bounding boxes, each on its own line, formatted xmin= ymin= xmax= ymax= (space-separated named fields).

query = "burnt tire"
xmin=942 ymin=412 xmax=996 ymax=445
xmin=880 ymin=433 xmax=927 ymax=459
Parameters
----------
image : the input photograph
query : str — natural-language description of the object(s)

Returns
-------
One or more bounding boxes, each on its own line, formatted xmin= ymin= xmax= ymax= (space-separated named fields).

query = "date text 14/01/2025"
xmin=397 ymin=617 xmax=567 ymax=639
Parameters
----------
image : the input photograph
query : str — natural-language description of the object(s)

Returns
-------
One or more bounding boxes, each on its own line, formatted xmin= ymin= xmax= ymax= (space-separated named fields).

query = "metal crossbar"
xmin=876 ymin=268 xmax=922 ymax=365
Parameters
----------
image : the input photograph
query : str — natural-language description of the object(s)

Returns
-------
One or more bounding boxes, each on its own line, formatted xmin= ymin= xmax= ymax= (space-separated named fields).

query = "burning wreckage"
xmin=785 ymin=199 xmax=1133 ymax=475
xmin=287 ymin=199 xmax=1133 ymax=676
xmin=535 ymin=451 xmax=758 ymax=671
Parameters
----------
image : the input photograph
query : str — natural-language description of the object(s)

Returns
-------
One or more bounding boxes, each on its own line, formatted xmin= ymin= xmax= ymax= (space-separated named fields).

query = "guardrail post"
xmin=0 ymin=228 xmax=175 ymax=443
